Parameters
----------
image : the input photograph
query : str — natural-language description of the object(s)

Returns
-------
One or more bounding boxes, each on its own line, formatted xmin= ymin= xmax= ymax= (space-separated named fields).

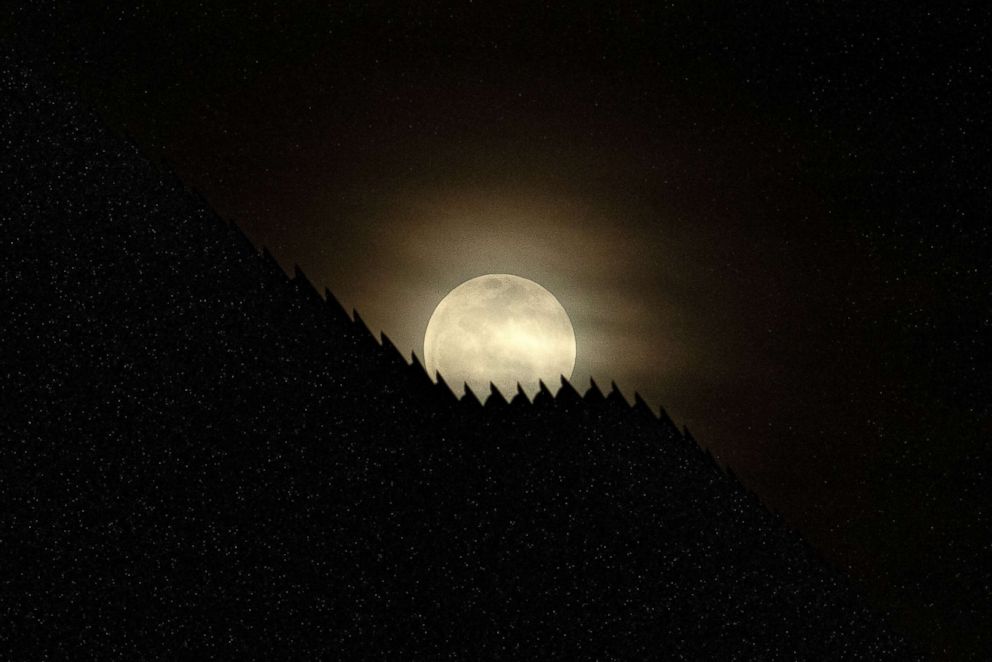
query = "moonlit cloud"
xmin=298 ymin=183 xmax=732 ymax=425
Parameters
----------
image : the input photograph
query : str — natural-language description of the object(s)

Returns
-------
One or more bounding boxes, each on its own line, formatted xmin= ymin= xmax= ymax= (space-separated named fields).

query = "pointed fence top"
xmin=409 ymin=351 xmax=428 ymax=375
xmin=633 ymin=392 xmax=656 ymax=420
xmin=379 ymin=332 xmax=405 ymax=365
xmin=556 ymin=376 xmax=582 ymax=406
xmin=434 ymin=372 xmax=458 ymax=403
xmin=510 ymin=383 xmax=530 ymax=407
xmin=533 ymin=380 xmax=554 ymax=406
xmin=657 ymin=405 xmax=680 ymax=436
xmin=406 ymin=352 xmax=433 ymax=388
xmin=351 ymin=309 xmax=377 ymax=343
xmin=324 ymin=288 xmax=351 ymax=323
xmin=584 ymin=378 xmax=605 ymax=404
xmin=461 ymin=383 xmax=483 ymax=408
xmin=606 ymin=381 xmax=629 ymax=408
xmin=291 ymin=265 xmax=322 ymax=303
xmin=486 ymin=382 xmax=508 ymax=408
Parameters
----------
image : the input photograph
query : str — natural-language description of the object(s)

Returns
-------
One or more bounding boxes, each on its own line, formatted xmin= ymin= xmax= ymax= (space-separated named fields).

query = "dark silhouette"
xmin=1 ymin=59 xmax=913 ymax=659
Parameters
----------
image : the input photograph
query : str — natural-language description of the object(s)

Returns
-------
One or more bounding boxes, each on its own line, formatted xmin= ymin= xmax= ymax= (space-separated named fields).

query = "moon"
xmin=424 ymin=274 xmax=576 ymax=400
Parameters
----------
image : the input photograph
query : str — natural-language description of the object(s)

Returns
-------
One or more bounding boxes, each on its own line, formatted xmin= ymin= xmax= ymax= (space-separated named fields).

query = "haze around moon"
xmin=424 ymin=274 xmax=576 ymax=399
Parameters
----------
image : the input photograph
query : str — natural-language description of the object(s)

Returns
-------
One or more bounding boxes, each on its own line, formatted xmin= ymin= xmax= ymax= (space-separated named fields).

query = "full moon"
xmin=424 ymin=274 xmax=576 ymax=400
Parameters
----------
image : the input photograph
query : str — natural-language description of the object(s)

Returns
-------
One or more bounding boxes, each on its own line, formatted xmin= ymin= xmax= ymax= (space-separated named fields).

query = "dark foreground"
xmin=1 ymin=60 xmax=912 ymax=659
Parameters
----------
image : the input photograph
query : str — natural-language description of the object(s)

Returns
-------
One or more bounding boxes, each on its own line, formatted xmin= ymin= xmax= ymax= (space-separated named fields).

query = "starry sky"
xmin=8 ymin=2 xmax=990 ymax=654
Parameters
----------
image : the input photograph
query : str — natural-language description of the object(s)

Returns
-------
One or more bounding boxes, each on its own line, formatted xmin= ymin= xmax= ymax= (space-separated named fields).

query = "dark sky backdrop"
xmin=8 ymin=2 xmax=991 ymax=655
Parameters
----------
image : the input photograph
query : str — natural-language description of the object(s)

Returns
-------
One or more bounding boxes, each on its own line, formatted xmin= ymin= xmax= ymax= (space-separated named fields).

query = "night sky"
xmin=8 ymin=2 xmax=990 ymax=653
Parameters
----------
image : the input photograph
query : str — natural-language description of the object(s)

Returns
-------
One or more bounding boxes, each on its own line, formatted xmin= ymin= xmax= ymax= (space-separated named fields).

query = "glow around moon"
xmin=424 ymin=274 xmax=576 ymax=399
